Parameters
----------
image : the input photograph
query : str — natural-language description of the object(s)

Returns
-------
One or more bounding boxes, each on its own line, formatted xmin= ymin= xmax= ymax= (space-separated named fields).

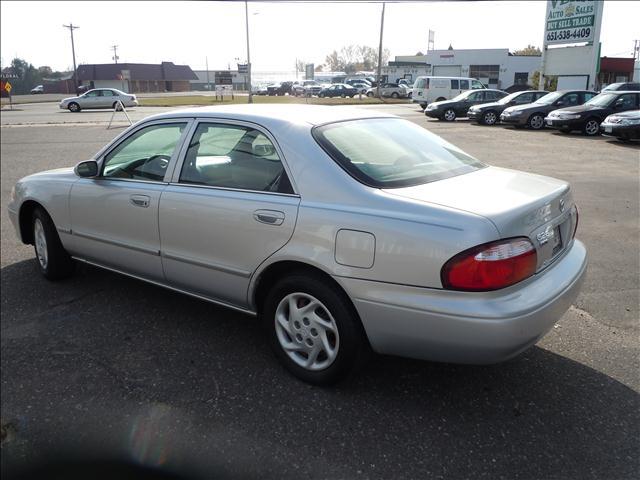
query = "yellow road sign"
xmin=3 ymin=81 xmax=12 ymax=93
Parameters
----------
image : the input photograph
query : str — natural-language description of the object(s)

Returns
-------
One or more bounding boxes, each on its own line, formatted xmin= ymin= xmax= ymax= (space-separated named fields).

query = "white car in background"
xmin=59 ymin=88 xmax=138 ymax=112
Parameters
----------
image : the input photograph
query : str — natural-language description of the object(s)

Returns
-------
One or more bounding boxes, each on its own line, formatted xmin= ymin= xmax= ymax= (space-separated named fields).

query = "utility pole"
xmin=376 ymin=2 xmax=386 ymax=99
xmin=295 ymin=57 xmax=298 ymax=80
xmin=63 ymin=23 xmax=79 ymax=94
xmin=111 ymin=44 xmax=119 ymax=64
xmin=245 ymin=1 xmax=253 ymax=103
xmin=205 ymin=56 xmax=211 ymax=92
xmin=633 ymin=39 xmax=640 ymax=61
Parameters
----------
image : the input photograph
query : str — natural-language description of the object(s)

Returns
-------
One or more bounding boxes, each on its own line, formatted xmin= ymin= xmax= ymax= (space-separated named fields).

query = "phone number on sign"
xmin=546 ymin=28 xmax=592 ymax=42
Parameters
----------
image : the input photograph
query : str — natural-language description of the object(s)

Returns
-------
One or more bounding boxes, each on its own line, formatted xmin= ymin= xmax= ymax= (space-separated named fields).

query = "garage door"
xmin=433 ymin=65 xmax=462 ymax=77
xmin=557 ymin=76 xmax=588 ymax=90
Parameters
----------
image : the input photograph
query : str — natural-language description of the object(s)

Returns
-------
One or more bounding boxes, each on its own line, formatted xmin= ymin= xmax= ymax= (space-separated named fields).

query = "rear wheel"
xmin=583 ymin=118 xmax=600 ymax=136
xmin=391 ymin=92 xmax=399 ymax=98
xmin=482 ymin=110 xmax=498 ymax=125
xmin=367 ymin=92 xmax=374 ymax=98
xmin=68 ymin=102 xmax=80 ymax=113
xmin=32 ymin=208 xmax=75 ymax=280
xmin=112 ymin=101 xmax=124 ymax=111
xmin=528 ymin=113 xmax=545 ymax=130
xmin=436 ymin=97 xmax=446 ymax=102
xmin=443 ymin=108 xmax=456 ymax=121
xmin=262 ymin=273 xmax=368 ymax=385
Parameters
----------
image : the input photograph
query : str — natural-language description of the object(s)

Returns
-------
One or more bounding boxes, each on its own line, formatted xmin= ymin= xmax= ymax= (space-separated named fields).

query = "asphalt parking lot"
xmin=1 ymin=103 xmax=639 ymax=479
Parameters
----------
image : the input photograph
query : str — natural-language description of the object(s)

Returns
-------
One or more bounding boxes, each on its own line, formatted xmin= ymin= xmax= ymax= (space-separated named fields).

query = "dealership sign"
xmin=544 ymin=0 xmax=600 ymax=45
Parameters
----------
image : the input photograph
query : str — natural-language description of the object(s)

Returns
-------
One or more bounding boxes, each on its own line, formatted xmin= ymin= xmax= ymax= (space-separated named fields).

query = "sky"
xmin=1 ymin=0 xmax=638 ymax=73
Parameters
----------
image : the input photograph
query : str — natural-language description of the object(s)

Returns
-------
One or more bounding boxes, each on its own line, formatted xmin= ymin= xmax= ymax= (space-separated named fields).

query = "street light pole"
xmin=245 ymin=0 xmax=253 ymax=103
xmin=63 ymin=23 xmax=80 ymax=94
xmin=376 ymin=2 xmax=386 ymax=99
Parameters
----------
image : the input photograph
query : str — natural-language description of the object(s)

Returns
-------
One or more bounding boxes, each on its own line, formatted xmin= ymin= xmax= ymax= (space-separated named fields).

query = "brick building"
xmin=76 ymin=62 xmax=197 ymax=93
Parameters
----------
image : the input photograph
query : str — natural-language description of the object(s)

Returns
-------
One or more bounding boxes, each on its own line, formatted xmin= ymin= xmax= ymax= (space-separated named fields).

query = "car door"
xmin=81 ymin=90 xmax=101 ymax=109
xmin=100 ymin=89 xmax=116 ymax=108
xmin=611 ymin=92 xmax=639 ymax=115
xmin=159 ymin=120 xmax=300 ymax=308
xmin=457 ymin=91 xmax=482 ymax=115
xmin=69 ymin=120 xmax=192 ymax=281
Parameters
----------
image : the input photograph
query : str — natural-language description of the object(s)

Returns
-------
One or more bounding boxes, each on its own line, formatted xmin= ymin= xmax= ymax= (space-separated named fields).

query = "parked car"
xmin=252 ymin=84 xmax=269 ymax=96
xmin=366 ymin=83 xmax=410 ymax=99
xmin=318 ymin=84 xmax=358 ymax=98
xmin=59 ymin=88 xmax=138 ymax=112
xmin=292 ymin=80 xmax=323 ymax=97
xmin=601 ymin=82 xmax=640 ymax=92
xmin=500 ymin=90 xmax=598 ymax=130
xmin=413 ymin=76 xmax=487 ymax=109
xmin=30 ymin=85 xmax=44 ymax=94
xmin=8 ymin=105 xmax=586 ymax=385
xmin=425 ymin=89 xmax=508 ymax=121
xmin=346 ymin=78 xmax=371 ymax=88
xmin=600 ymin=110 xmax=640 ymax=141
xmin=468 ymin=90 xmax=548 ymax=125
xmin=545 ymin=91 xmax=640 ymax=136
xmin=267 ymin=82 xmax=294 ymax=96
xmin=349 ymin=82 xmax=370 ymax=94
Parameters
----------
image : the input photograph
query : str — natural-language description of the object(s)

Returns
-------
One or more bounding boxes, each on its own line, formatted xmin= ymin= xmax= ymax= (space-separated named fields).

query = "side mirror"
xmin=613 ymin=100 xmax=625 ymax=109
xmin=74 ymin=160 xmax=99 ymax=178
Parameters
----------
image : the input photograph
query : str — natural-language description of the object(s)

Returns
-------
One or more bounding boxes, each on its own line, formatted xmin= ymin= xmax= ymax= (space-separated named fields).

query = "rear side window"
xmin=451 ymin=79 xmax=459 ymax=89
xmin=460 ymin=79 xmax=470 ymax=90
xmin=313 ymin=118 xmax=485 ymax=189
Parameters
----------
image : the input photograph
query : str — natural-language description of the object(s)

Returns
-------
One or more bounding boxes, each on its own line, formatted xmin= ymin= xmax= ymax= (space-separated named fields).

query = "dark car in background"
xmin=601 ymin=82 xmax=640 ymax=92
xmin=600 ymin=110 xmax=640 ymax=141
xmin=500 ymin=90 xmax=598 ymax=129
xmin=318 ymin=83 xmax=358 ymax=98
xmin=267 ymin=81 xmax=294 ymax=96
xmin=424 ymin=89 xmax=508 ymax=121
xmin=545 ymin=91 xmax=640 ymax=136
xmin=468 ymin=90 xmax=548 ymax=125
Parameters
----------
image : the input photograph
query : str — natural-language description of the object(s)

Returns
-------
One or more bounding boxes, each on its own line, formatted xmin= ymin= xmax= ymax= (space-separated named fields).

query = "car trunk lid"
xmin=383 ymin=166 xmax=577 ymax=272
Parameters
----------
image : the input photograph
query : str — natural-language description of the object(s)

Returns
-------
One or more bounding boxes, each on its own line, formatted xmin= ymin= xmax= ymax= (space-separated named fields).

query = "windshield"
xmin=535 ymin=91 xmax=563 ymax=105
xmin=602 ymin=83 xmax=622 ymax=91
xmin=498 ymin=91 xmax=526 ymax=104
xmin=451 ymin=90 xmax=473 ymax=102
xmin=313 ymin=118 xmax=485 ymax=188
xmin=585 ymin=93 xmax=616 ymax=107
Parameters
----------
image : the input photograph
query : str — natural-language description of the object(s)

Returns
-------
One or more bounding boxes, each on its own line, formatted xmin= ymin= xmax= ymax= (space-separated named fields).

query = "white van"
xmin=412 ymin=76 xmax=486 ymax=108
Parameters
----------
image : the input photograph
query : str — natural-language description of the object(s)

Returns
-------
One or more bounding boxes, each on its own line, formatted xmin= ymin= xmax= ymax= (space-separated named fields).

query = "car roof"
xmin=141 ymin=104 xmax=394 ymax=127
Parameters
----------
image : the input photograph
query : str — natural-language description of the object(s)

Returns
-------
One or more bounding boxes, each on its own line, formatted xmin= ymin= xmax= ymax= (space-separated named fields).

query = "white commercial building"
xmin=383 ymin=48 xmax=542 ymax=90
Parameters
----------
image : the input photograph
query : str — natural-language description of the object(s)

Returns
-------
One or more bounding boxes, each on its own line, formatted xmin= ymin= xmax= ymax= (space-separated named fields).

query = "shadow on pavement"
xmin=1 ymin=259 xmax=638 ymax=479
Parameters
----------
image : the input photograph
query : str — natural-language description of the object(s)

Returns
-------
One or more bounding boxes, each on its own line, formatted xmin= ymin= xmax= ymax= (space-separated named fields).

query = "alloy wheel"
xmin=529 ymin=114 xmax=544 ymax=129
xmin=585 ymin=120 xmax=599 ymax=136
xmin=274 ymin=292 xmax=340 ymax=371
xmin=444 ymin=109 xmax=456 ymax=121
xmin=34 ymin=218 xmax=48 ymax=270
xmin=484 ymin=111 xmax=497 ymax=125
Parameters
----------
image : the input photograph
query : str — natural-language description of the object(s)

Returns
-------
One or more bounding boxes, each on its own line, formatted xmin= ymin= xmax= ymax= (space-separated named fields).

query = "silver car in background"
xmin=7 ymin=105 xmax=587 ymax=385
xmin=59 ymin=88 xmax=138 ymax=112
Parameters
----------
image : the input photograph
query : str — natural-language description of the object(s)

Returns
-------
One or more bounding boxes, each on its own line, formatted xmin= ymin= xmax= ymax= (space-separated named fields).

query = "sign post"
xmin=2 ymin=81 xmax=13 ymax=110
xmin=540 ymin=0 xmax=604 ymax=91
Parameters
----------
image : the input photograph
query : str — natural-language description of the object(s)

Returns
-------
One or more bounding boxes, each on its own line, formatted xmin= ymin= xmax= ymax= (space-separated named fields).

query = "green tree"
xmin=513 ymin=45 xmax=542 ymax=56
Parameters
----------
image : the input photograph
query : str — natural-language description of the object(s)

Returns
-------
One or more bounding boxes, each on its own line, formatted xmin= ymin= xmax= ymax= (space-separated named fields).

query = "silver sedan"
xmin=59 ymin=88 xmax=138 ymax=112
xmin=7 ymin=105 xmax=587 ymax=385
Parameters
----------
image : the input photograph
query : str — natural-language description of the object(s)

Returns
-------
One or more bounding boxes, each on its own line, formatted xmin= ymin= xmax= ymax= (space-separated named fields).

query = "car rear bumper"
xmin=337 ymin=239 xmax=588 ymax=364
xmin=500 ymin=114 xmax=527 ymax=126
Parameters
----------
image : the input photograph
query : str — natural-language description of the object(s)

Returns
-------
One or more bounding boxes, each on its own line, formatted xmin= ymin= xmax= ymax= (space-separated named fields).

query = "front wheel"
xmin=391 ymin=92 xmax=399 ymax=98
xmin=262 ymin=273 xmax=368 ymax=385
xmin=528 ymin=113 xmax=545 ymax=130
xmin=32 ymin=208 xmax=75 ymax=280
xmin=68 ymin=102 xmax=80 ymax=113
xmin=443 ymin=108 xmax=456 ymax=121
xmin=482 ymin=111 xmax=498 ymax=125
xmin=583 ymin=118 xmax=600 ymax=136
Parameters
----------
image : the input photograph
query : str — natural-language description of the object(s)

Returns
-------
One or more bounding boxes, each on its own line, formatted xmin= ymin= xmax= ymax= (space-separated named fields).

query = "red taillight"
xmin=441 ymin=238 xmax=537 ymax=291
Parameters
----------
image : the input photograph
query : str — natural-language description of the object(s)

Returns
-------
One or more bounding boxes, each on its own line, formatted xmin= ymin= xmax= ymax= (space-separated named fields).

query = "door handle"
xmin=253 ymin=209 xmax=285 ymax=226
xmin=130 ymin=194 xmax=150 ymax=208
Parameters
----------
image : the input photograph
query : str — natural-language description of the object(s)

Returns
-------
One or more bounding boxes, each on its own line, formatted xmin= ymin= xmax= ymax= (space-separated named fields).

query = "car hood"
xmin=428 ymin=100 xmax=457 ymax=108
xmin=607 ymin=109 xmax=640 ymax=119
xmin=23 ymin=167 xmax=77 ymax=181
xmin=473 ymin=101 xmax=504 ymax=110
xmin=383 ymin=166 xmax=570 ymax=238
xmin=60 ymin=96 xmax=80 ymax=103
xmin=551 ymin=104 xmax=604 ymax=114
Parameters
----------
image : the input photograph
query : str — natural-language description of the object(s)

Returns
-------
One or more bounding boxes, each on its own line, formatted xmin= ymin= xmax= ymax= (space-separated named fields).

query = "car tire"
xmin=68 ymin=102 xmax=80 ymax=113
xmin=528 ymin=113 xmax=545 ymax=130
xmin=436 ymin=97 xmax=446 ymax=102
xmin=482 ymin=111 xmax=498 ymax=125
xmin=391 ymin=92 xmax=399 ymax=98
xmin=112 ymin=101 xmax=124 ymax=111
xmin=319 ymin=93 xmax=325 ymax=98
xmin=443 ymin=108 xmax=456 ymax=121
xmin=32 ymin=208 xmax=75 ymax=281
xmin=262 ymin=272 xmax=369 ymax=385
xmin=583 ymin=118 xmax=600 ymax=136
xmin=367 ymin=92 xmax=374 ymax=98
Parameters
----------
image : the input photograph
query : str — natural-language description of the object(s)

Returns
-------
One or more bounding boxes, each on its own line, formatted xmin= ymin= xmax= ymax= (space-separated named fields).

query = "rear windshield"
xmin=312 ymin=118 xmax=485 ymax=188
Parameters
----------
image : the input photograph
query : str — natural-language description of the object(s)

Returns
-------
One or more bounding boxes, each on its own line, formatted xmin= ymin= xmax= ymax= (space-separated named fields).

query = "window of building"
xmin=514 ymin=72 xmax=529 ymax=86
xmin=469 ymin=65 xmax=500 ymax=84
